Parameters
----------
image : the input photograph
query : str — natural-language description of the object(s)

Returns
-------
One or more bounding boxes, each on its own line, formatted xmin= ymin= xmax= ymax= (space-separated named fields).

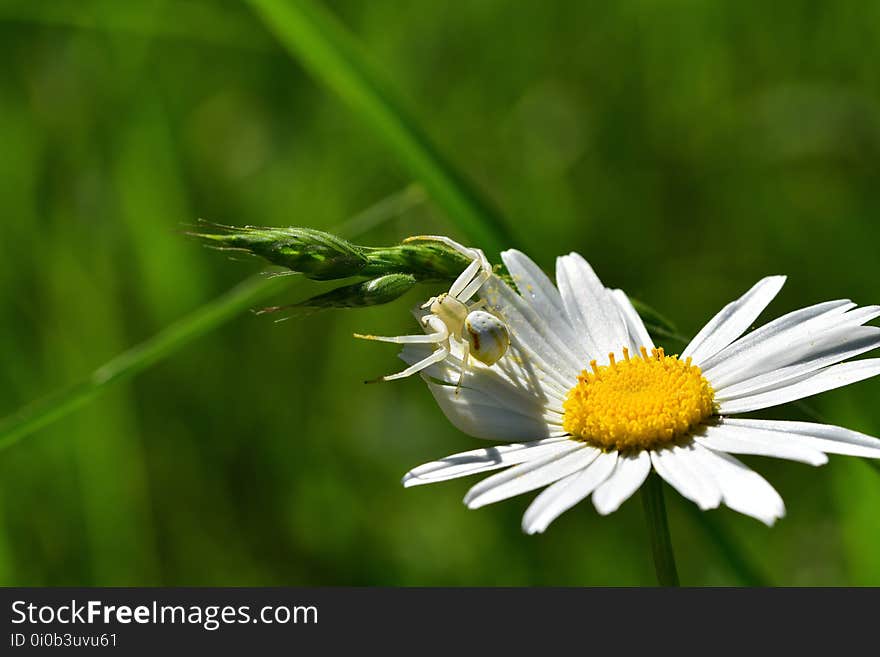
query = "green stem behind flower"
xmin=679 ymin=502 xmax=771 ymax=586
xmin=641 ymin=472 xmax=680 ymax=586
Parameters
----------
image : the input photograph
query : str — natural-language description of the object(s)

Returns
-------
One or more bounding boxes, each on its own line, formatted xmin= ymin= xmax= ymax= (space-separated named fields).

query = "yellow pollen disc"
xmin=563 ymin=347 xmax=715 ymax=452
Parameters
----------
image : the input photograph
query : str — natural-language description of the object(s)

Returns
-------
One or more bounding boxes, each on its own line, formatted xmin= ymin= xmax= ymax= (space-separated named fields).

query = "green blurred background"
xmin=1 ymin=0 xmax=879 ymax=586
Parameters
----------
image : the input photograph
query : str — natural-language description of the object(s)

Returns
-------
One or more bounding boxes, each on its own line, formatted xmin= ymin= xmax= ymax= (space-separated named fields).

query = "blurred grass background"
xmin=1 ymin=0 xmax=880 ymax=586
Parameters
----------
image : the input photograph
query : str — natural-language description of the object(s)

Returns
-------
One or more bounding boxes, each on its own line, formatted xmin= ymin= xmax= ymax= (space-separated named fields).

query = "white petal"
xmin=707 ymin=313 xmax=880 ymax=391
xmin=464 ymin=443 xmax=598 ymax=509
xmin=714 ymin=326 xmax=880 ymax=399
xmin=691 ymin=444 xmax=785 ymax=526
xmin=401 ymin=338 xmax=569 ymax=421
xmin=610 ymin=289 xmax=655 ymax=352
xmin=839 ymin=305 xmax=880 ymax=326
xmin=501 ymin=248 xmax=590 ymax=374
xmin=426 ymin=381 xmax=561 ymax=441
xmin=554 ymin=255 xmax=597 ymax=356
xmin=494 ymin=338 xmax=571 ymax=400
xmin=501 ymin=249 xmax=576 ymax=342
xmin=722 ymin=418 xmax=880 ymax=459
xmin=414 ymin=343 xmax=567 ymax=411
xmin=650 ymin=445 xmax=722 ymax=510
xmin=699 ymin=299 xmax=854 ymax=373
xmin=592 ymin=450 xmax=651 ymax=515
xmin=718 ymin=358 xmax=880 ymax=414
xmin=403 ymin=438 xmax=571 ymax=487
xmin=693 ymin=423 xmax=828 ymax=466
xmin=398 ymin=311 xmax=570 ymax=403
xmin=521 ymin=451 xmax=617 ymax=534
xmin=481 ymin=275 xmax=583 ymax=386
xmin=683 ymin=276 xmax=786 ymax=365
xmin=555 ymin=253 xmax=630 ymax=362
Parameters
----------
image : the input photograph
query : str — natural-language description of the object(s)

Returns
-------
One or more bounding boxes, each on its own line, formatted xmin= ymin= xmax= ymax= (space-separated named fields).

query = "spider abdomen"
xmin=464 ymin=310 xmax=510 ymax=366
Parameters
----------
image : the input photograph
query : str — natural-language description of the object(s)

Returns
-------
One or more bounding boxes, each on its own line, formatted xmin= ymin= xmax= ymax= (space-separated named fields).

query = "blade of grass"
xmin=245 ymin=0 xmax=511 ymax=255
xmin=0 ymin=274 xmax=288 ymax=451
xmin=0 ymin=188 xmax=424 ymax=451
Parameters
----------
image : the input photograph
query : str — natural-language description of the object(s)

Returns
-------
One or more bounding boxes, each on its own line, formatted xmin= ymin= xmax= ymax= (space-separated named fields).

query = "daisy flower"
xmin=398 ymin=250 xmax=880 ymax=533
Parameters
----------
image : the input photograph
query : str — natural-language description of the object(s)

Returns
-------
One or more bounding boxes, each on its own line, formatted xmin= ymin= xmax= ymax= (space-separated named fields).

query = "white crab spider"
xmin=354 ymin=235 xmax=511 ymax=390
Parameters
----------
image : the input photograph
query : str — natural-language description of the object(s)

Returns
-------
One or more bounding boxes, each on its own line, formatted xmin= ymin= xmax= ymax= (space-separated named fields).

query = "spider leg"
xmin=448 ymin=257 xmax=482 ymax=298
xmin=368 ymin=346 xmax=449 ymax=383
xmin=456 ymin=266 xmax=491 ymax=303
xmin=403 ymin=234 xmax=475 ymax=258
xmin=404 ymin=235 xmax=487 ymax=280
xmin=354 ymin=332 xmax=442 ymax=344
xmin=355 ymin=315 xmax=449 ymax=344
xmin=403 ymin=235 xmax=494 ymax=302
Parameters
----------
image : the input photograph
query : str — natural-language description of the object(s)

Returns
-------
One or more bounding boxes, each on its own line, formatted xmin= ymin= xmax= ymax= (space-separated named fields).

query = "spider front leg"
xmin=355 ymin=315 xmax=453 ymax=383
xmin=369 ymin=346 xmax=450 ymax=383
xmin=449 ymin=257 xmax=484 ymax=299
xmin=353 ymin=314 xmax=450 ymax=344
xmin=353 ymin=331 xmax=444 ymax=345
xmin=403 ymin=235 xmax=492 ymax=302
xmin=456 ymin=260 xmax=492 ymax=303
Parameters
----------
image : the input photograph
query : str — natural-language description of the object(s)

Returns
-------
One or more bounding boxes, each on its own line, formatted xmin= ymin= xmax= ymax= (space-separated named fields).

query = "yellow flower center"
xmin=563 ymin=347 xmax=715 ymax=452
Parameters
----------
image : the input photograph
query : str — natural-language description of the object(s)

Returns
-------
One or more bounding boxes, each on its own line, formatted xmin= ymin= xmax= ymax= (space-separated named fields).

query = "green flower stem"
xmin=0 ymin=274 xmax=291 ymax=451
xmin=245 ymin=0 xmax=511 ymax=256
xmin=640 ymin=471 xmax=680 ymax=586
